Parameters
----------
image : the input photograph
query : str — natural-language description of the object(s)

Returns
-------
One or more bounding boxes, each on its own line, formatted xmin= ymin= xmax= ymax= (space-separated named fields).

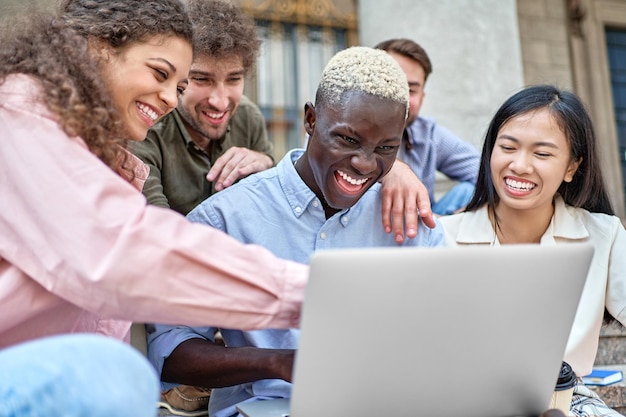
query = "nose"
xmin=208 ymin=83 xmax=228 ymax=111
xmin=158 ymin=86 xmax=179 ymax=110
xmin=350 ymin=150 xmax=378 ymax=175
xmin=509 ymin=151 xmax=533 ymax=174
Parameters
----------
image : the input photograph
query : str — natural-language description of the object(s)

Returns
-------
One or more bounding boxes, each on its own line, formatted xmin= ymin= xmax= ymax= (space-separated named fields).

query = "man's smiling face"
xmin=298 ymin=91 xmax=406 ymax=216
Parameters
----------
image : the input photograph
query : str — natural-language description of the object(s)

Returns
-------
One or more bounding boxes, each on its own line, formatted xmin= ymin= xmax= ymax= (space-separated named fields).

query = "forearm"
xmin=162 ymin=338 xmax=295 ymax=388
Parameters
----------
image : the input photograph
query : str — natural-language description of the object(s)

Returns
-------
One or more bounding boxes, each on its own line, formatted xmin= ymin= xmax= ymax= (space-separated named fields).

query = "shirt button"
xmin=341 ymin=217 xmax=349 ymax=224
xmin=312 ymin=201 xmax=319 ymax=208
xmin=295 ymin=207 xmax=302 ymax=214
xmin=320 ymin=232 xmax=327 ymax=240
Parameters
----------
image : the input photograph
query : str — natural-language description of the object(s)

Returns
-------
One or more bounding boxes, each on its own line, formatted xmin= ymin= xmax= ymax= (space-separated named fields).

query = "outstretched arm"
xmin=380 ymin=159 xmax=436 ymax=244
xmin=162 ymin=338 xmax=295 ymax=388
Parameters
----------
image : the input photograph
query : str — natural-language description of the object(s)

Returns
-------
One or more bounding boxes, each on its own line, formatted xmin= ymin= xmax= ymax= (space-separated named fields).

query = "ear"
xmin=304 ymin=102 xmax=316 ymax=136
xmin=564 ymin=157 xmax=582 ymax=183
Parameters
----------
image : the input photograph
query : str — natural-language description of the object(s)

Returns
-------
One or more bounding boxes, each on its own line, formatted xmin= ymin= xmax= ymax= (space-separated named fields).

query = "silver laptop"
xmin=237 ymin=243 xmax=594 ymax=417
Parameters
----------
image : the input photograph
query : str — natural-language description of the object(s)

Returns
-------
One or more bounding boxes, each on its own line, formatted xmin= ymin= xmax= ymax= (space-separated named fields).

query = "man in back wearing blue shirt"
xmin=147 ymin=46 xmax=444 ymax=417
xmin=375 ymin=38 xmax=480 ymax=215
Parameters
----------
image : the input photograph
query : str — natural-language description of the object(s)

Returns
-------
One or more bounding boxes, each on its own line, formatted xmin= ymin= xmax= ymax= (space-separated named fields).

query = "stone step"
xmin=595 ymin=319 xmax=626 ymax=366
xmin=586 ymin=364 xmax=626 ymax=415
xmin=590 ymin=320 xmax=626 ymax=414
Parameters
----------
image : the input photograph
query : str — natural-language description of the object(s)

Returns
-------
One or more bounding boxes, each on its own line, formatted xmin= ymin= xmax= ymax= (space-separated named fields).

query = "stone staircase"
xmin=588 ymin=319 xmax=626 ymax=415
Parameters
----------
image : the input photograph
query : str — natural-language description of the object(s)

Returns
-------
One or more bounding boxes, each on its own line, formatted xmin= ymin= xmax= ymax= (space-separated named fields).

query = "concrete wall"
xmin=517 ymin=0 xmax=574 ymax=89
xmin=358 ymin=0 xmax=525 ymax=152
xmin=0 ymin=0 xmax=54 ymax=17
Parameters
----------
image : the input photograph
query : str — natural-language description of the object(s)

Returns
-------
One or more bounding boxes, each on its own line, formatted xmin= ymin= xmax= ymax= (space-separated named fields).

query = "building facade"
xmin=237 ymin=0 xmax=626 ymax=220
xmin=1 ymin=0 xmax=624 ymax=219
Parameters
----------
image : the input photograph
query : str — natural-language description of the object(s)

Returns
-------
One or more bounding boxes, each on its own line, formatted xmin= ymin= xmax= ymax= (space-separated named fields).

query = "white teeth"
xmin=337 ymin=170 xmax=369 ymax=186
xmin=137 ymin=103 xmax=158 ymax=121
xmin=505 ymin=178 xmax=535 ymax=191
xmin=204 ymin=111 xmax=226 ymax=119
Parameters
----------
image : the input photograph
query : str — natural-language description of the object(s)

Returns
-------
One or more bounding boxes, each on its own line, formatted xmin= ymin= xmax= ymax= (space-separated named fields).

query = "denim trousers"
xmin=432 ymin=181 xmax=476 ymax=216
xmin=0 ymin=333 xmax=159 ymax=417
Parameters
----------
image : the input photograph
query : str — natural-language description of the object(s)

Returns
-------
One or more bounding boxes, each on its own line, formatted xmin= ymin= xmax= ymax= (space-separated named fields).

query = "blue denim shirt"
xmin=148 ymin=149 xmax=444 ymax=417
xmin=397 ymin=116 xmax=480 ymax=205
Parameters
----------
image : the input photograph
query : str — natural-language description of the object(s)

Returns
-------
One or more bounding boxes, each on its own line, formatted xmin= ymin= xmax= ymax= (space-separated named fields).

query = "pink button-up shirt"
xmin=0 ymin=75 xmax=307 ymax=348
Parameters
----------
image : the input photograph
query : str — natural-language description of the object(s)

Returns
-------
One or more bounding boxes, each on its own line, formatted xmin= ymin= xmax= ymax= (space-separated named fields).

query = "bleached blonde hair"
xmin=316 ymin=46 xmax=409 ymax=118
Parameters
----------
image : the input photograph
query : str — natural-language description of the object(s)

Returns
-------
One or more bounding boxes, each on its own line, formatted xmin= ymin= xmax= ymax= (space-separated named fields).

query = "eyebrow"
xmin=342 ymin=125 xmax=402 ymax=143
xmin=148 ymin=57 xmax=177 ymax=73
xmin=497 ymin=134 xmax=560 ymax=148
xmin=189 ymin=69 xmax=246 ymax=77
xmin=408 ymin=81 xmax=422 ymax=88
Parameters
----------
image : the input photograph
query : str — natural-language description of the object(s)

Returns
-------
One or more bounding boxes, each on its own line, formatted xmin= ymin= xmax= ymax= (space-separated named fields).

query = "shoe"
xmin=158 ymin=385 xmax=211 ymax=417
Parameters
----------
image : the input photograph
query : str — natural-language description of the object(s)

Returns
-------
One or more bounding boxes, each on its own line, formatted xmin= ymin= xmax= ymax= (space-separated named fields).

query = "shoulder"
xmin=0 ymin=74 xmax=51 ymax=117
xmin=209 ymin=165 xmax=281 ymax=202
xmin=238 ymin=95 xmax=258 ymax=110
xmin=566 ymin=205 xmax=625 ymax=239
xmin=229 ymin=96 xmax=267 ymax=143
xmin=438 ymin=212 xmax=465 ymax=242
xmin=233 ymin=95 xmax=263 ymax=119
xmin=438 ymin=212 xmax=464 ymax=229
xmin=438 ymin=207 xmax=494 ymax=245
xmin=146 ymin=112 xmax=180 ymax=142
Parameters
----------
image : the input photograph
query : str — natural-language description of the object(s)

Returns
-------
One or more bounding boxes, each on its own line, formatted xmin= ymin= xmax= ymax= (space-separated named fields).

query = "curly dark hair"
xmin=186 ymin=0 xmax=261 ymax=75
xmin=0 ymin=0 xmax=193 ymax=179
xmin=59 ymin=0 xmax=193 ymax=49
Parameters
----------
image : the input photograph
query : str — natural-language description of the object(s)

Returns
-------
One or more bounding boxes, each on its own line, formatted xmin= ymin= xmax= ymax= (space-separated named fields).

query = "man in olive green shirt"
xmin=129 ymin=0 xmax=273 ymax=216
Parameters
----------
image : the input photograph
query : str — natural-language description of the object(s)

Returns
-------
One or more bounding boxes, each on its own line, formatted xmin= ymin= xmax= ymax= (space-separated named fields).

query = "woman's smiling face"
xmin=490 ymin=108 xmax=581 ymax=214
xmin=99 ymin=34 xmax=192 ymax=141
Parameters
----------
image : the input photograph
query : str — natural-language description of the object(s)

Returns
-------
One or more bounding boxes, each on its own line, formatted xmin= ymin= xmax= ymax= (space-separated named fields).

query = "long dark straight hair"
xmin=466 ymin=84 xmax=614 ymax=226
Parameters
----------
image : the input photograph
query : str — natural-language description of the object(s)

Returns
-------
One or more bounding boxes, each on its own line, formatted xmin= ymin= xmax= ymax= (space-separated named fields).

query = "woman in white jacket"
xmin=440 ymin=84 xmax=626 ymax=417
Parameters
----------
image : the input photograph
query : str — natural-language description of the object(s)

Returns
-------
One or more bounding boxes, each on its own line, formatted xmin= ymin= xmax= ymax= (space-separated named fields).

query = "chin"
xmin=127 ymin=125 xmax=148 ymax=142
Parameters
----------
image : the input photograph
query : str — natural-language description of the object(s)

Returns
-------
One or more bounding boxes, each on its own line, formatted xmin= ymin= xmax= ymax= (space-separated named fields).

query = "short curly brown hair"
xmin=185 ymin=0 xmax=261 ymax=75
xmin=0 ymin=0 xmax=193 ymax=179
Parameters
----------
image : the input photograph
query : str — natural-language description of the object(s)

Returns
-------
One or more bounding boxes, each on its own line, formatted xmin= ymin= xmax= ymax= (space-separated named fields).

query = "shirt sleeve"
xmin=432 ymin=123 xmax=480 ymax=183
xmin=0 ymin=93 xmax=307 ymax=331
xmin=606 ymin=217 xmax=626 ymax=323
xmin=147 ymin=323 xmax=215 ymax=383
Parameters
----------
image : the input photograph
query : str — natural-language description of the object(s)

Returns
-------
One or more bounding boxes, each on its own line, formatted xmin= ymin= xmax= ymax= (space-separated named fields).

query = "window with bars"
xmin=606 ymin=28 xmax=626 ymax=206
xmin=239 ymin=0 xmax=357 ymax=160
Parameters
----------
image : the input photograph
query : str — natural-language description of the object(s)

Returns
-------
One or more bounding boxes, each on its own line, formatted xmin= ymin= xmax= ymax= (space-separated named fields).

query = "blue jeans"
xmin=0 ymin=334 xmax=159 ymax=417
xmin=432 ymin=181 xmax=476 ymax=216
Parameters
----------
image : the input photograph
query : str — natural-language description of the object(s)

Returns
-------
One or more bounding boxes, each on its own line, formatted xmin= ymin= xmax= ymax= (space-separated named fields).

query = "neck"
xmin=294 ymin=155 xmax=338 ymax=220
xmin=321 ymin=199 xmax=339 ymax=220
xmin=491 ymin=201 xmax=554 ymax=244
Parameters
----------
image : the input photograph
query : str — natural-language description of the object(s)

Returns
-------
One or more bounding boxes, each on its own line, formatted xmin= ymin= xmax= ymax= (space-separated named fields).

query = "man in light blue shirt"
xmin=375 ymin=38 xmax=480 ymax=215
xmin=147 ymin=46 xmax=444 ymax=417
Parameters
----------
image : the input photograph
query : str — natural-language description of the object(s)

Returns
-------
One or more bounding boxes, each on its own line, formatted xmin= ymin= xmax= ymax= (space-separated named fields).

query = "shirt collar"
xmin=277 ymin=148 xmax=354 ymax=224
xmin=550 ymin=195 xmax=590 ymax=240
xmin=454 ymin=205 xmax=497 ymax=244
xmin=453 ymin=194 xmax=589 ymax=244
xmin=172 ymin=109 xmax=231 ymax=152
xmin=171 ymin=109 xmax=196 ymax=148
xmin=277 ymin=149 xmax=320 ymax=218
xmin=125 ymin=151 xmax=150 ymax=192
